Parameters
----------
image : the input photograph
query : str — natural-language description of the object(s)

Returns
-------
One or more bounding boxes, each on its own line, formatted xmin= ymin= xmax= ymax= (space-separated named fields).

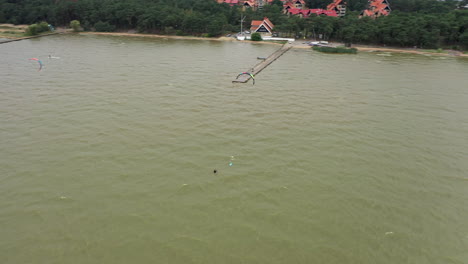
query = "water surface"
xmin=1 ymin=34 xmax=467 ymax=264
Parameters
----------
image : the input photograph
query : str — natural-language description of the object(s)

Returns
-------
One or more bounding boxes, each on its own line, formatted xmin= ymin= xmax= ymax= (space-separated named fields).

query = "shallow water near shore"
xmin=1 ymin=34 xmax=468 ymax=264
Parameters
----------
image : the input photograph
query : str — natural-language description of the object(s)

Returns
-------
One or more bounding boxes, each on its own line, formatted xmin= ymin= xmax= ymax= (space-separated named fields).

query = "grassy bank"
xmin=0 ymin=24 xmax=26 ymax=38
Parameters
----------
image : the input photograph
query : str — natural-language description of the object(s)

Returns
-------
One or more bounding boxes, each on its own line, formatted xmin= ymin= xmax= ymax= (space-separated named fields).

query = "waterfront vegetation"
xmin=312 ymin=46 xmax=358 ymax=53
xmin=0 ymin=0 xmax=467 ymax=49
xmin=25 ymin=21 xmax=50 ymax=36
xmin=70 ymin=20 xmax=81 ymax=32
xmin=251 ymin=32 xmax=263 ymax=41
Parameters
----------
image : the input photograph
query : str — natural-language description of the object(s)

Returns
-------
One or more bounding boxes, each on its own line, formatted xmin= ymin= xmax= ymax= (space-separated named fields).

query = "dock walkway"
xmin=233 ymin=42 xmax=293 ymax=84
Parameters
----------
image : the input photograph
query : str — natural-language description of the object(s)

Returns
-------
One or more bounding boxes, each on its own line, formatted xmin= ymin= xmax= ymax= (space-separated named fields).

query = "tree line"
xmin=1 ymin=0 xmax=467 ymax=48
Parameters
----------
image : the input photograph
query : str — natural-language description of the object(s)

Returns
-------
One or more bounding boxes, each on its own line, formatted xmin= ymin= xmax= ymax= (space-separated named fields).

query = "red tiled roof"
xmin=320 ymin=10 xmax=338 ymax=16
xmin=294 ymin=0 xmax=306 ymax=5
xmin=326 ymin=0 xmax=345 ymax=11
xmin=250 ymin=17 xmax=274 ymax=33
xmin=361 ymin=0 xmax=391 ymax=18
xmin=283 ymin=2 xmax=295 ymax=9
xmin=218 ymin=0 xmax=239 ymax=4
xmin=251 ymin=20 xmax=262 ymax=26
xmin=287 ymin=8 xmax=337 ymax=17
xmin=243 ymin=0 xmax=255 ymax=6
xmin=287 ymin=8 xmax=309 ymax=16
xmin=263 ymin=17 xmax=275 ymax=29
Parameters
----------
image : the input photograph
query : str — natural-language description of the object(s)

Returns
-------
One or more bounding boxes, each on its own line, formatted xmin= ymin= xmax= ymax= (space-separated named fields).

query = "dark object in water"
xmin=214 ymin=169 xmax=217 ymax=174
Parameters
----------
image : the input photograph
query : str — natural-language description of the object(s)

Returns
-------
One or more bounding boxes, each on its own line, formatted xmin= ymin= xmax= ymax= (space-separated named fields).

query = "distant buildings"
xmin=217 ymin=0 xmax=393 ymax=19
xmin=217 ymin=0 xmax=345 ymax=17
xmin=283 ymin=7 xmax=338 ymax=18
xmin=217 ymin=0 xmax=274 ymax=10
xmin=326 ymin=0 xmax=346 ymax=17
xmin=360 ymin=0 xmax=391 ymax=18
xmin=217 ymin=0 xmax=239 ymax=6
xmin=282 ymin=0 xmax=348 ymax=18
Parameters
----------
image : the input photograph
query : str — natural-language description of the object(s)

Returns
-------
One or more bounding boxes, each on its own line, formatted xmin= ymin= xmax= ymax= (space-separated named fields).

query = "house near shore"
xmin=250 ymin=17 xmax=275 ymax=35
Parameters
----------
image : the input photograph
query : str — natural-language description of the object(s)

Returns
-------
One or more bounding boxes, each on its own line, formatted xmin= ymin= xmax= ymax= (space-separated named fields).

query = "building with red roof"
xmin=326 ymin=0 xmax=346 ymax=17
xmin=360 ymin=0 xmax=391 ymax=18
xmin=217 ymin=0 xmax=240 ymax=5
xmin=250 ymin=17 xmax=275 ymax=34
xmin=283 ymin=0 xmax=339 ymax=18
xmin=285 ymin=8 xmax=338 ymax=18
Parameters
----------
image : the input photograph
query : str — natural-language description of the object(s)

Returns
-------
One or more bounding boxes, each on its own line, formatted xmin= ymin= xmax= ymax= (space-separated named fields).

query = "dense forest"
xmin=1 ymin=0 xmax=467 ymax=49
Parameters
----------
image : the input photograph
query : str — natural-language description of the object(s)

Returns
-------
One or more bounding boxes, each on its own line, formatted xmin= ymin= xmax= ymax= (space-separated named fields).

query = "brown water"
xmin=1 ymin=34 xmax=467 ymax=264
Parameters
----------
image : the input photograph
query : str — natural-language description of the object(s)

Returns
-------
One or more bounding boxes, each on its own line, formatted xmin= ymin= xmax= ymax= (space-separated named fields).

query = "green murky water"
xmin=1 ymin=34 xmax=467 ymax=264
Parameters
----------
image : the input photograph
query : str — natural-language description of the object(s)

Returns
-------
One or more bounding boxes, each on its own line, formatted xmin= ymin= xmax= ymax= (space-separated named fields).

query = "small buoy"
xmin=229 ymin=162 xmax=233 ymax=166
xmin=214 ymin=169 xmax=217 ymax=174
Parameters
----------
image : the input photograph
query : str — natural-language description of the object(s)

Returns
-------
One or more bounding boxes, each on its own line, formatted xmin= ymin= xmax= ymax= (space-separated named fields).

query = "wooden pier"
xmin=232 ymin=42 xmax=293 ymax=84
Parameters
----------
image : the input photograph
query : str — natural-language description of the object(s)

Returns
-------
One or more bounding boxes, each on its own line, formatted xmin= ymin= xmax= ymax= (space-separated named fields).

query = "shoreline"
xmin=82 ymin=32 xmax=468 ymax=58
xmin=2 ymin=26 xmax=467 ymax=58
xmin=79 ymin=32 xmax=285 ymax=46
xmin=353 ymin=46 xmax=468 ymax=58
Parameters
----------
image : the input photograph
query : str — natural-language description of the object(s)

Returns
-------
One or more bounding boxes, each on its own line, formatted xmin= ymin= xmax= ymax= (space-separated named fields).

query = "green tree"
xmin=207 ymin=15 xmax=226 ymax=37
xmin=94 ymin=21 xmax=115 ymax=32
xmin=459 ymin=32 xmax=468 ymax=48
xmin=70 ymin=20 xmax=81 ymax=32
xmin=25 ymin=21 xmax=50 ymax=36
xmin=26 ymin=24 xmax=39 ymax=36
xmin=251 ymin=32 xmax=262 ymax=41
xmin=38 ymin=21 xmax=50 ymax=32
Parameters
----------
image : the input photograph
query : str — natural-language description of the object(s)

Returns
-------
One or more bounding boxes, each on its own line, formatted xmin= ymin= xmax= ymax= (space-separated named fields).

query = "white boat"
xmin=237 ymin=35 xmax=246 ymax=41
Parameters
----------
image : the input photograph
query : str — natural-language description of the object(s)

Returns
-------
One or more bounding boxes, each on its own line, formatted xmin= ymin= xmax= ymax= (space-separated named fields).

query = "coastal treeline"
xmin=275 ymin=10 xmax=468 ymax=49
xmin=1 ymin=0 xmax=467 ymax=49
xmin=0 ymin=0 xmax=241 ymax=36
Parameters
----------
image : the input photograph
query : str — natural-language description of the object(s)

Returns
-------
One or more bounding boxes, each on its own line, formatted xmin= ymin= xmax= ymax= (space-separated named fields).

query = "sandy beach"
xmin=353 ymin=45 xmax=468 ymax=58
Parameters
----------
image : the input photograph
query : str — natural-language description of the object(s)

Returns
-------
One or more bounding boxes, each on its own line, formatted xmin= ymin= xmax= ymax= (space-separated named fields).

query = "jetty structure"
xmin=232 ymin=42 xmax=293 ymax=83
